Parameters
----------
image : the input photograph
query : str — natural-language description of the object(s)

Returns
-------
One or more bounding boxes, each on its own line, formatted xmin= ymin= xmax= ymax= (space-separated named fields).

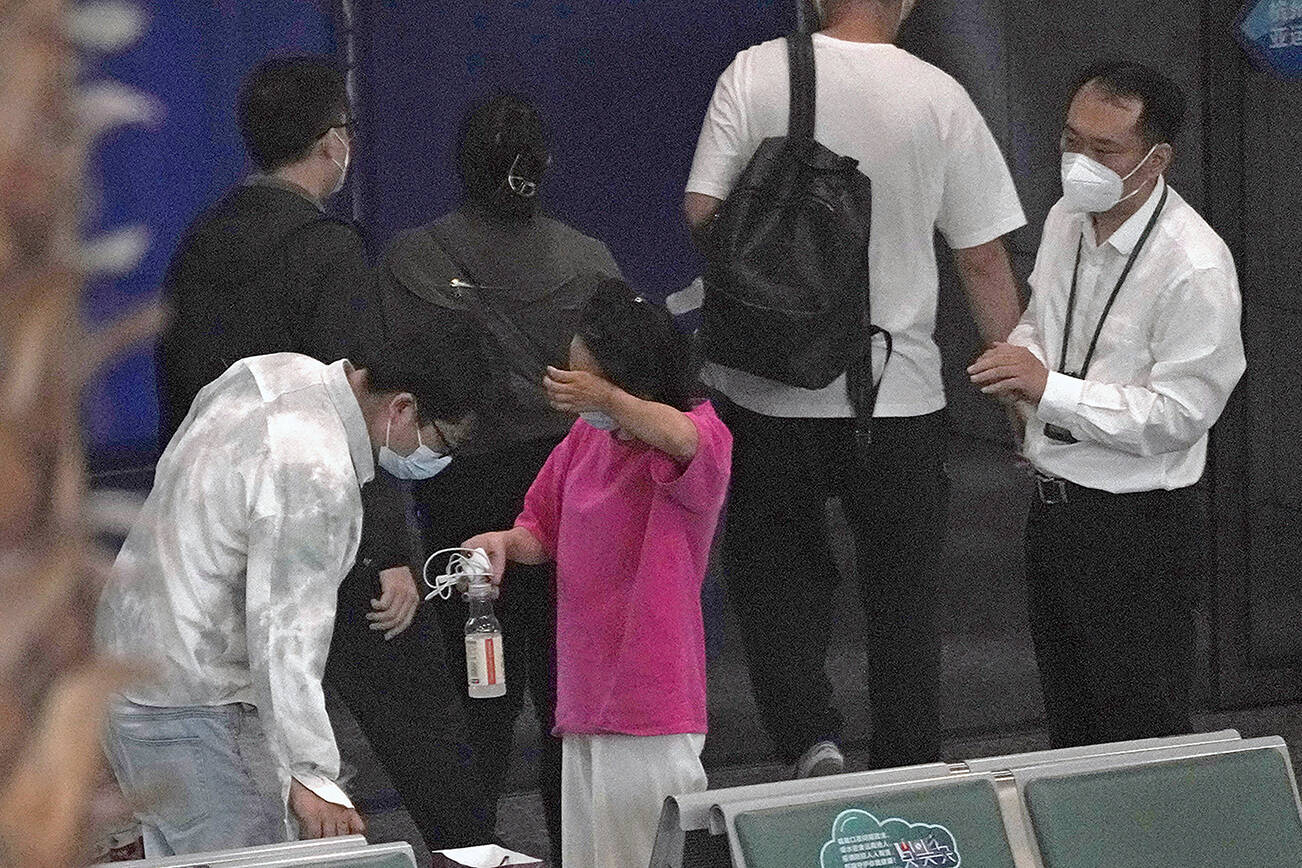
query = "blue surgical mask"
xmin=378 ymin=418 xmax=452 ymax=480
xmin=580 ymin=411 xmax=618 ymax=431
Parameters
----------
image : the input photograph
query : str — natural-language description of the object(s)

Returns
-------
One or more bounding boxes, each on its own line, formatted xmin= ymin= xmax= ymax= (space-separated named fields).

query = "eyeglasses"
xmin=430 ymin=419 xmax=457 ymax=456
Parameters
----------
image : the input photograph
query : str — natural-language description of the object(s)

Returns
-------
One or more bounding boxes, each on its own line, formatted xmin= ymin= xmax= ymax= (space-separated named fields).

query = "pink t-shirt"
xmin=515 ymin=401 xmax=732 ymax=736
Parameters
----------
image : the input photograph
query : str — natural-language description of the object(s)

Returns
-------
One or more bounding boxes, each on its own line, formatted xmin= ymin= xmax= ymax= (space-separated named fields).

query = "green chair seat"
xmin=733 ymin=778 xmax=1016 ymax=868
xmin=1025 ymin=748 xmax=1302 ymax=868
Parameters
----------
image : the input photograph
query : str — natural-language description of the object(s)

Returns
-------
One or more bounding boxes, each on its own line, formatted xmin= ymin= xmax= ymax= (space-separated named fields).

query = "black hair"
xmin=361 ymin=321 xmax=496 ymax=426
xmin=457 ymin=94 xmax=550 ymax=222
xmin=237 ymin=55 xmax=348 ymax=172
xmin=1070 ymin=60 xmax=1186 ymax=146
xmin=576 ymin=279 xmax=699 ymax=413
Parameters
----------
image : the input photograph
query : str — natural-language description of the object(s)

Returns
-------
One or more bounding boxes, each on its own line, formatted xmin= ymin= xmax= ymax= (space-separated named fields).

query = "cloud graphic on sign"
xmin=820 ymin=808 xmax=962 ymax=868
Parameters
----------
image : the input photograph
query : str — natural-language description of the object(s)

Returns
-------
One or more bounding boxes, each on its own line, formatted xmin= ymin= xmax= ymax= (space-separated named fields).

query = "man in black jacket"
xmin=150 ymin=56 xmax=492 ymax=851
xmin=156 ymin=55 xmax=370 ymax=443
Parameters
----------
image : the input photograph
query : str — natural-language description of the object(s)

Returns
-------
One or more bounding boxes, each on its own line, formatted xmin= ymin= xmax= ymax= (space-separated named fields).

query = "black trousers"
xmin=1025 ymin=481 xmax=1199 ymax=749
xmin=414 ymin=441 xmax=562 ymax=857
xmin=327 ymin=555 xmax=492 ymax=849
xmin=718 ymin=400 xmax=949 ymax=768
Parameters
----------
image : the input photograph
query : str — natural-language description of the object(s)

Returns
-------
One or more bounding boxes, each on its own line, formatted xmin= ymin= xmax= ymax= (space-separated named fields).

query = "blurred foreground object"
xmin=0 ymin=1 xmax=160 ymax=864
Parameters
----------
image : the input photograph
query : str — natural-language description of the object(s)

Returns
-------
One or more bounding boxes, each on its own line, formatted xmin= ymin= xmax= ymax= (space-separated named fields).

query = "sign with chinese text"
xmin=731 ymin=781 xmax=1017 ymax=868
xmin=1237 ymin=0 xmax=1302 ymax=77
xmin=820 ymin=809 xmax=961 ymax=868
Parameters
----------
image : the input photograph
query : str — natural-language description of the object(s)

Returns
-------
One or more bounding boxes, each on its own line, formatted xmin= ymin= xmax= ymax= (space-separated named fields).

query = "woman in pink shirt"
xmin=466 ymin=280 xmax=732 ymax=868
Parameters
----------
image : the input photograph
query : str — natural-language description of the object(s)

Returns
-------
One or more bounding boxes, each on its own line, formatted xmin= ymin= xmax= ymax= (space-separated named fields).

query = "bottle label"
xmin=465 ymin=633 xmax=504 ymax=687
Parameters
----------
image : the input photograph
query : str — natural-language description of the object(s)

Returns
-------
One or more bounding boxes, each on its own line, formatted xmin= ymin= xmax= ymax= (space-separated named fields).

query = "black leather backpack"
xmin=703 ymin=32 xmax=890 ymax=444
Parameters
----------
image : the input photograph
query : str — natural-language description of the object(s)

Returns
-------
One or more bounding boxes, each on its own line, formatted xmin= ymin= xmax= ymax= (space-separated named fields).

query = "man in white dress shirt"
xmin=969 ymin=61 xmax=1246 ymax=748
xmin=96 ymin=335 xmax=484 ymax=856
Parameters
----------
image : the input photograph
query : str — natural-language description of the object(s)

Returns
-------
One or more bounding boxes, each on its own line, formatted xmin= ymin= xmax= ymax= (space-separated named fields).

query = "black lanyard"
xmin=1056 ymin=184 xmax=1169 ymax=378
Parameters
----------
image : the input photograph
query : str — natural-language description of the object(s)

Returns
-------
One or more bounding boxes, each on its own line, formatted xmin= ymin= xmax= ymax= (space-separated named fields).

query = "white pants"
xmin=561 ymin=733 xmax=707 ymax=868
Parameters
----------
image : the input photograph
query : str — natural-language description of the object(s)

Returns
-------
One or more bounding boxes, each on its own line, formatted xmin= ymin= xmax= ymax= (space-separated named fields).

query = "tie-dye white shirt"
xmin=96 ymin=354 xmax=374 ymax=809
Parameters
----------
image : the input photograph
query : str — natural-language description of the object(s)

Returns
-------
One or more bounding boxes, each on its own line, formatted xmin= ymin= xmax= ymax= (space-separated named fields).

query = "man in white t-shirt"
xmin=684 ymin=0 xmax=1025 ymax=775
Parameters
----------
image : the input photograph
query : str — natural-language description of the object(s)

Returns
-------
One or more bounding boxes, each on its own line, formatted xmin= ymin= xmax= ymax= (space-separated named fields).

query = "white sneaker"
xmin=793 ymin=740 xmax=845 ymax=779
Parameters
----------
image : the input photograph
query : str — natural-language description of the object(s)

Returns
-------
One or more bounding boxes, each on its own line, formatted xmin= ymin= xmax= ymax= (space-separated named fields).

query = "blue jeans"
xmin=103 ymin=698 xmax=285 ymax=857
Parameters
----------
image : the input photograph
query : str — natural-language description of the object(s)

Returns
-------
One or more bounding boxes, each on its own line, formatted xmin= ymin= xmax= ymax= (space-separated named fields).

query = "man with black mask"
xmin=372 ymin=94 xmax=622 ymax=859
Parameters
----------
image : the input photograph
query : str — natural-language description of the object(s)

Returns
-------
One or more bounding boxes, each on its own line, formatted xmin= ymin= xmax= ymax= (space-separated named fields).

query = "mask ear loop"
xmin=328 ymin=128 xmax=350 ymax=181
xmin=423 ymin=547 xmax=494 ymax=601
xmin=1115 ymin=143 xmax=1163 ymax=204
xmin=388 ymin=404 xmax=424 ymax=456
xmin=1120 ymin=142 xmax=1162 ymax=183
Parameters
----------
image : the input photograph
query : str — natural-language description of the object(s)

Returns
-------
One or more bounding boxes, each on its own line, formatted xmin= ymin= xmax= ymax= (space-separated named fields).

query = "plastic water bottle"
xmin=464 ymin=577 xmax=506 ymax=699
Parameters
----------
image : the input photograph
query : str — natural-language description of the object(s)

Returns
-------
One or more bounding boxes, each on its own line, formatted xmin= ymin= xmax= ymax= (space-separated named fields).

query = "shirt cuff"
xmin=1005 ymin=328 xmax=1049 ymax=367
xmin=1035 ymin=371 xmax=1085 ymax=428
xmin=294 ymin=773 xmax=354 ymax=809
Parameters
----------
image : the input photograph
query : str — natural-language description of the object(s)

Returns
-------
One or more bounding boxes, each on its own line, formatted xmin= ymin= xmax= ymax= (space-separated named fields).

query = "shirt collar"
xmin=323 ymin=359 xmax=376 ymax=488
xmin=1099 ymin=175 xmax=1166 ymax=255
xmin=246 ymin=174 xmax=324 ymax=211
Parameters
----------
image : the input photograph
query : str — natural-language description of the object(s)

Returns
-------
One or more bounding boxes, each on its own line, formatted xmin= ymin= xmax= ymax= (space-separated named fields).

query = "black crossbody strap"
xmin=787 ymin=32 xmax=816 ymax=143
xmin=423 ymin=225 xmax=557 ymax=368
xmin=848 ymin=325 xmax=892 ymax=450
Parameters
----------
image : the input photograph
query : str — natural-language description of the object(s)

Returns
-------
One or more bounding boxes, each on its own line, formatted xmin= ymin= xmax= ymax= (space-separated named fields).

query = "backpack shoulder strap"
xmin=423 ymin=222 xmax=558 ymax=364
xmin=787 ymin=32 xmax=816 ymax=142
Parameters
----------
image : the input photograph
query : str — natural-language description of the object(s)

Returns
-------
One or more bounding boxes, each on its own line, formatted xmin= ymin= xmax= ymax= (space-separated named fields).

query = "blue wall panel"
xmin=84 ymin=1 xmax=336 ymax=466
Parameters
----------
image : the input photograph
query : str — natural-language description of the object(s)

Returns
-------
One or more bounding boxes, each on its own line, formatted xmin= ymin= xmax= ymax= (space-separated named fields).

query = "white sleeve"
xmin=1007 ymin=219 xmax=1055 ymax=366
xmin=245 ymin=457 xmax=356 ymax=809
xmin=936 ymin=90 xmax=1026 ymax=250
xmin=1035 ymin=267 xmax=1246 ymax=456
xmin=686 ymin=58 xmax=753 ymax=200
xmin=1007 ymin=305 xmax=1048 ymax=367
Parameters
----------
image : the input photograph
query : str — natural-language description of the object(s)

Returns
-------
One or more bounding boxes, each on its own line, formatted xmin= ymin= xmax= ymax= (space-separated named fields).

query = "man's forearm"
xmin=683 ymin=192 xmax=723 ymax=251
xmin=954 ymin=237 xmax=1022 ymax=347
